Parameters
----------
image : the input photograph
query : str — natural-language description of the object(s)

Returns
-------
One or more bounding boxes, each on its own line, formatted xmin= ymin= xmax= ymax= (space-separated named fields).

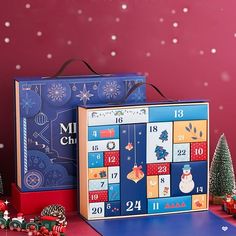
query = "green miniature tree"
xmin=0 ymin=173 xmax=3 ymax=195
xmin=209 ymin=134 xmax=235 ymax=203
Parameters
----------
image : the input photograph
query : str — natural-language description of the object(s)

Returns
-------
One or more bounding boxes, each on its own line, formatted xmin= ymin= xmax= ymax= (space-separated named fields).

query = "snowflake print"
xmin=76 ymin=84 xmax=94 ymax=105
xmin=47 ymin=83 xmax=66 ymax=102
xmin=102 ymin=81 xmax=121 ymax=99
xmin=21 ymin=93 xmax=36 ymax=115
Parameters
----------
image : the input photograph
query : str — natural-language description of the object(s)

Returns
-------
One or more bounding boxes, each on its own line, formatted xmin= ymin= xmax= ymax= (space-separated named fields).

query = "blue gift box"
xmin=14 ymin=74 xmax=146 ymax=192
xmin=78 ymin=100 xmax=209 ymax=219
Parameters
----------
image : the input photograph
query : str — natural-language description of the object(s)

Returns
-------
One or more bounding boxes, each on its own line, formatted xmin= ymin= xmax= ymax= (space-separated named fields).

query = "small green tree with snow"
xmin=210 ymin=134 xmax=235 ymax=197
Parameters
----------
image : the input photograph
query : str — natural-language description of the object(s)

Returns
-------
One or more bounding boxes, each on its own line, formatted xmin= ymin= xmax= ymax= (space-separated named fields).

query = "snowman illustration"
xmin=179 ymin=164 xmax=195 ymax=193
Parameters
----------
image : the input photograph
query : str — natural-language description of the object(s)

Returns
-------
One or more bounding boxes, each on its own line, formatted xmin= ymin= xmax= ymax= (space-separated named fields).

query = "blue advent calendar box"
xmin=14 ymin=74 xmax=146 ymax=192
xmin=78 ymin=101 xmax=209 ymax=219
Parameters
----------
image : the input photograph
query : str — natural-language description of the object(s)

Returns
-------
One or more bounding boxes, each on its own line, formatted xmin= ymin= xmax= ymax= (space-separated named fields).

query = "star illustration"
xmin=4 ymin=200 xmax=9 ymax=205
xmin=76 ymin=84 xmax=94 ymax=105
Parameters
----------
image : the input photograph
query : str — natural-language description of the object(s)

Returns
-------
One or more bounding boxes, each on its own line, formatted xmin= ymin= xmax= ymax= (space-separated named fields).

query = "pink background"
xmin=0 ymin=0 xmax=235 ymax=194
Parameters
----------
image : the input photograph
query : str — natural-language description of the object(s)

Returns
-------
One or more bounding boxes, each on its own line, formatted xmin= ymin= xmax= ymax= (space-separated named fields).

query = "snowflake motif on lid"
xmin=48 ymin=83 xmax=66 ymax=102
xmin=76 ymin=84 xmax=94 ymax=105
xmin=45 ymin=82 xmax=71 ymax=106
xmin=20 ymin=90 xmax=41 ymax=118
xmin=21 ymin=93 xmax=36 ymax=114
xmin=102 ymin=81 xmax=121 ymax=99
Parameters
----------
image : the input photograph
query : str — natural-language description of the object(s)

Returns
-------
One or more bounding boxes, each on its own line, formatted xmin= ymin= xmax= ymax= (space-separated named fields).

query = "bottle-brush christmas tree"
xmin=209 ymin=134 xmax=235 ymax=202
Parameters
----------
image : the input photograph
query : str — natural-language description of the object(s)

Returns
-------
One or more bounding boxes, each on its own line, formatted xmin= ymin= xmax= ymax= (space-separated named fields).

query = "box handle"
xmin=117 ymin=82 xmax=174 ymax=104
xmin=50 ymin=58 xmax=100 ymax=78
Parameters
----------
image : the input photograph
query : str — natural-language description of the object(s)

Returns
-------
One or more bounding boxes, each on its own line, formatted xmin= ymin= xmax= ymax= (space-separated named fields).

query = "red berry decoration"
xmin=52 ymin=231 xmax=59 ymax=236
xmin=43 ymin=229 xmax=49 ymax=234
xmin=40 ymin=226 xmax=46 ymax=232
xmin=0 ymin=200 xmax=6 ymax=211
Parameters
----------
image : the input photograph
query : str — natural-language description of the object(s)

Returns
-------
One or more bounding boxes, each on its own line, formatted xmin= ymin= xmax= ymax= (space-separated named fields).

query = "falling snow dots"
xmin=203 ymin=82 xmax=208 ymax=87
xmin=115 ymin=17 xmax=120 ymax=22
xmin=0 ymin=144 xmax=4 ymax=149
xmin=25 ymin=3 xmax=31 ymax=9
xmin=111 ymin=35 xmax=117 ymax=41
xmin=111 ymin=51 xmax=116 ymax=57
xmin=67 ymin=40 xmax=72 ymax=45
xmin=161 ymin=40 xmax=166 ymax=45
xmin=183 ymin=7 xmax=189 ymax=13
xmin=211 ymin=48 xmax=217 ymax=54
xmin=16 ymin=65 xmax=21 ymax=70
xmin=121 ymin=4 xmax=128 ymax=10
xmin=78 ymin=9 xmax=83 ymax=14
xmin=88 ymin=17 xmax=93 ymax=22
xmin=36 ymin=31 xmax=42 ymax=37
xmin=144 ymin=72 xmax=149 ymax=77
xmin=4 ymin=38 xmax=10 ymax=43
xmin=173 ymin=22 xmax=179 ymax=28
xmin=199 ymin=50 xmax=204 ymax=55
xmin=219 ymin=105 xmax=224 ymax=110
xmin=47 ymin=54 xmax=52 ymax=59
xmin=171 ymin=9 xmax=176 ymax=14
xmin=159 ymin=18 xmax=164 ymax=23
xmin=172 ymin=38 xmax=178 ymax=44
xmin=221 ymin=71 xmax=230 ymax=82
xmin=4 ymin=21 xmax=10 ymax=27
xmin=146 ymin=52 xmax=151 ymax=57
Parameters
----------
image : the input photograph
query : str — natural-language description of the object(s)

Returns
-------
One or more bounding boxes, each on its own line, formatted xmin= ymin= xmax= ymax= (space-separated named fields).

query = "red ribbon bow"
xmin=133 ymin=165 xmax=143 ymax=178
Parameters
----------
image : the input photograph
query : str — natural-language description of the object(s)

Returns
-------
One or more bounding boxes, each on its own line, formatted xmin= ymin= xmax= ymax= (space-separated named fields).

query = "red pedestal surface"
xmin=11 ymin=183 xmax=77 ymax=214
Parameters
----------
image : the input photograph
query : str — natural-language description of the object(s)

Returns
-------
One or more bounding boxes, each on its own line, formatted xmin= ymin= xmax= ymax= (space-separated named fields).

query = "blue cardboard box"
xmin=78 ymin=101 xmax=209 ymax=219
xmin=15 ymin=74 xmax=146 ymax=192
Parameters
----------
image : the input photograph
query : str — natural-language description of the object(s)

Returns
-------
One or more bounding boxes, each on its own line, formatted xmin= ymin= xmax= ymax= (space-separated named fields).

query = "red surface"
xmin=0 ymin=212 xmax=100 ymax=236
xmin=210 ymin=204 xmax=236 ymax=227
xmin=11 ymin=183 xmax=77 ymax=215
xmin=0 ymin=1 xmax=236 ymax=195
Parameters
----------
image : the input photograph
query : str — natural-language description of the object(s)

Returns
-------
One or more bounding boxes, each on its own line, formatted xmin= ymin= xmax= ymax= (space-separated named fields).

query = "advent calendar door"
xmin=120 ymin=124 xmax=147 ymax=216
xmin=146 ymin=122 xmax=173 ymax=163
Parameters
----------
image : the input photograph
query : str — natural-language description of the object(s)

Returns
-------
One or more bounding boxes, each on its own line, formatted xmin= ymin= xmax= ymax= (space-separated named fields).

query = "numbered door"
xmin=148 ymin=196 xmax=192 ymax=214
xmin=146 ymin=122 xmax=173 ymax=163
xmin=149 ymin=105 xmax=208 ymax=122
xmin=158 ymin=175 xmax=170 ymax=197
xmin=174 ymin=120 xmax=207 ymax=144
xmin=89 ymin=202 xmax=105 ymax=218
xmin=173 ymin=144 xmax=190 ymax=162
xmin=120 ymin=124 xmax=147 ymax=215
xmin=171 ymin=161 xmax=207 ymax=196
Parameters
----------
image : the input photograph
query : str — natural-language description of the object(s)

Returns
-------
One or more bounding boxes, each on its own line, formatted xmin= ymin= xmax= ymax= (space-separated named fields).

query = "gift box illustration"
xmin=78 ymin=100 xmax=209 ymax=219
xmin=15 ymin=73 xmax=146 ymax=192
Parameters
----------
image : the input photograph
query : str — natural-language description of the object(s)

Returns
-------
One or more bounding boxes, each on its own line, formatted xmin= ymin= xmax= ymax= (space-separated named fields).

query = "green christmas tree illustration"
xmin=209 ymin=134 xmax=235 ymax=197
